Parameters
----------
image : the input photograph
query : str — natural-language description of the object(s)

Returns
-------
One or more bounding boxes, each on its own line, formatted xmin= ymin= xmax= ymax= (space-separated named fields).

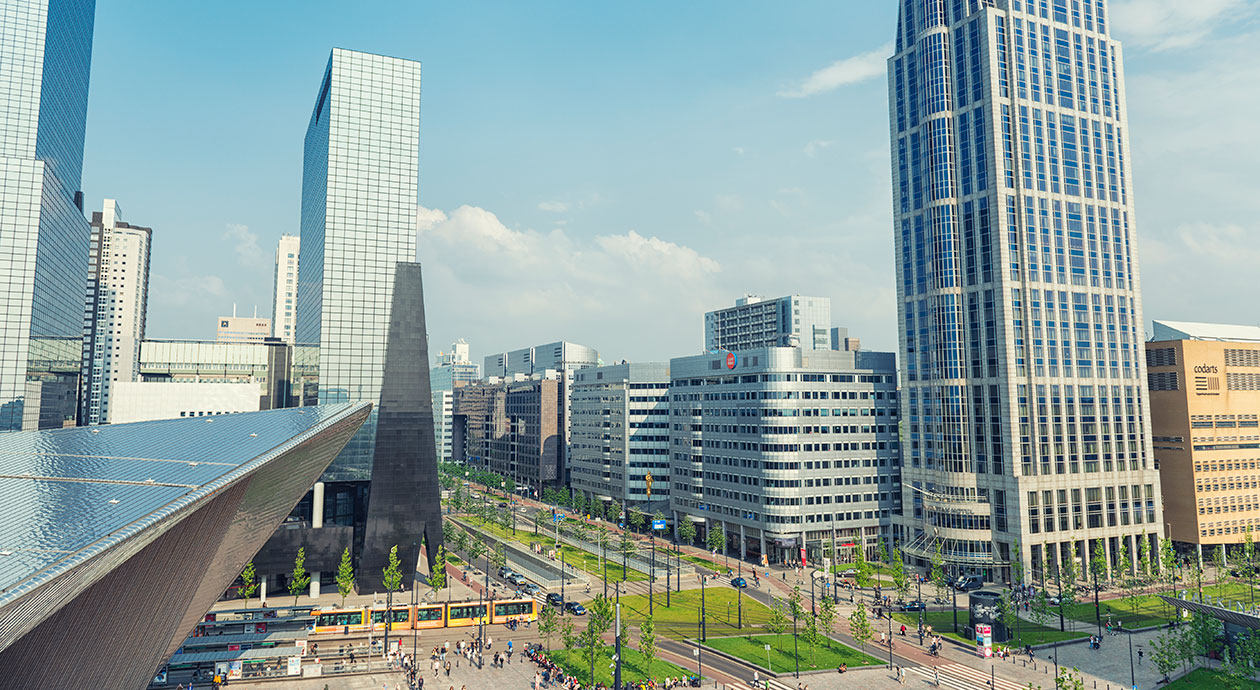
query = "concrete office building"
xmin=81 ymin=199 xmax=152 ymax=425
xmin=216 ymin=314 xmax=271 ymax=343
xmin=271 ymin=233 xmax=299 ymax=343
xmin=668 ymin=347 xmax=900 ymax=565
xmin=570 ymin=363 xmax=671 ymax=511
xmin=1146 ymin=321 xmax=1260 ymax=552
xmin=137 ymin=338 xmax=294 ymax=412
xmin=431 ymin=339 xmax=480 ymax=463
xmin=704 ymin=295 xmax=832 ymax=353
xmin=830 ymin=327 xmax=861 ymax=353
xmin=0 ymin=0 xmax=97 ymax=431
xmin=888 ymin=0 xmax=1161 ymax=583
xmin=453 ymin=372 xmax=564 ymax=497
xmin=483 ymin=341 xmax=599 ymax=378
xmin=107 ymin=381 xmax=261 ymax=424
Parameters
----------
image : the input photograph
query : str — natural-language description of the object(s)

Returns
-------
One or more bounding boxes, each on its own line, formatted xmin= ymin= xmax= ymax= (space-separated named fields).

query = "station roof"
xmin=0 ymin=403 xmax=366 ymax=607
xmin=1152 ymin=320 xmax=1260 ymax=343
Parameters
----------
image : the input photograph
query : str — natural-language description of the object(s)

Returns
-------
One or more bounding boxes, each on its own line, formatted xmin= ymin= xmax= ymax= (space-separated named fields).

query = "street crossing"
xmin=910 ymin=663 xmax=1026 ymax=690
xmin=723 ymin=677 xmax=795 ymax=690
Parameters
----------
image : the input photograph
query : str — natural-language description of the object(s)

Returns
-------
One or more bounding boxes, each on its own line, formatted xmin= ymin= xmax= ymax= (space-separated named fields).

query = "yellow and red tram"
xmin=312 ymin=598 xmax=536 ymax=635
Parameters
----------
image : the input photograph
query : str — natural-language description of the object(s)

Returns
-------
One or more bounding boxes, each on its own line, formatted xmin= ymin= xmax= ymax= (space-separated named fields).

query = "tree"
xmin=1090 ymin=540 xmax=1109 ymax=586
xmin=238 ymin=561 xmax=258 ymax=609
xmin=573 ymin=491 xmax=588 ymax=516
xmin=930 ymin=541 xmax=948 ymax=602
xmin=639 ymin=614 xmax=657 ymax=682
xmin=560 ymin=615 xmax=576 ymax=650
xmin=766 ymin=597 xmax=789 ymax=653
xmin=1150 ymin=628 xmax=1181 ymax=684
xmin=557 ymin=487 xmax=571 ymax=509
xmin=876 ymin=538 xmax=889 ymax=566
xmin=383 ymin=545 xmax=404 ymax=604
xmin=543 ymin=487 xmax=558 ymax=505
xmin=848 ymin=601 xmax=874 ymax=652
xmin=430 ymin=545 xmax=448 ymax=601
xmin=538 ymin=603 xmax=559 ymax=651
xmin=853 ymin=537 xmax=872 ymax=588
xmin=442 ymin=520 xmax=457 ymax=544
xmin=579 ymin=595 xmax=614 ymax=686
xmin=1189 ymin=611 xmax=1222 ymax=662
xmin=595 ymin=524 xmax=610 ymax=580
xmin=818 ymin=596 xmax=838 ymax=649
xmin=618 ymin=529 xmax=635 ymax=582
xmin=1213 ymin=544 xmax=1229 ymax=588
xmin=803 ymin=606 xmax=822 ymax=666
xmin=610 ymin=499 xmax=623 ymax=526
xmin=1118 ymin=540 xmax=1142 ymax=617
xmin=1137 ymin=535 xmax=1152 ymax=589
xmin=335 ymin=547 xmax=355 ymax=607
xmin=454 ymin=529 xmax=470 ymax=556
xmin=789 ymin=585 xmax=804 ymax=630
xmin=1160 ymin=537 xmax=1177 ymax=592
xmin=678 ymin=518 xmax=697 ymax=546
xmin=891 ymin=548 xmax=910 ymax=602
xmin=1055 ymin=667 xmax=1087 ymax=690
xmin=590 ymin=499 xmax=605 ymax=521
xmin=467 ymin=538 xmax=485 ymax=573
xmin=490 ymin=542 xmax=507 ymax=573
xmin=706 ymin=521 xmax=725 ymax=556
xmin=534 ymin=509 xmax=548 ymax=536
xmin=999 ymin=589 xmax=1022 ymax=646
xmin=1029 ymin=588 xmax=1055 ymax=629
xmin=289 ymin=547 xmax=311 ymax=606
xmin=1242 ymin=529 xmax=1257 ymax=597
xmin=630 ymin=510 xmax=646 ymax=532
xmin=1011 ymin=539 xmax=1026 ymax=588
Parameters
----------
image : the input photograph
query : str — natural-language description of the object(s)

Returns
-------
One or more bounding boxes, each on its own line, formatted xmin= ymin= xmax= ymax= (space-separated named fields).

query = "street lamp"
xmin=410 ymin=540 xmax=419 ymax=684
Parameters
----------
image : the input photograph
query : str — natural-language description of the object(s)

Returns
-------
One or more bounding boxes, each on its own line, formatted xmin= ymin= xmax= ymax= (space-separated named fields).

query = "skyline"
xmin=79 ymin=1 xmax=1260 ymax=364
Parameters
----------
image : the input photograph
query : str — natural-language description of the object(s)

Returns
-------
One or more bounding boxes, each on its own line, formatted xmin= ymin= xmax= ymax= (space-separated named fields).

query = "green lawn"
xmin=617 ymin=586 xmax=773 ymax=640
xmin=1164 ymin=668 xmax=1260 ymax=690
xmin=453 ymin=516 xmax=649 ymax=582
xmin=705 ymin=634 xmax=882 ymax=674
xmin=891 ymin=610 xmax=1087 ymax=646
xmin=546 ymin=646 xmax=695 ymax=685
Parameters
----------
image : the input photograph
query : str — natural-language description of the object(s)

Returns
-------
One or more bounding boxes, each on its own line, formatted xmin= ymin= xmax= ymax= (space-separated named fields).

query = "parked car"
xmin=901 ymin=600 xmax=926 ymax=612
xmin=546 ymin=592 xmax=564 ymax=607
xmin=564 ymin=601 xmax=587 ymax=615
xmin=522 ymin=583 xmax=541 ymax=596
xmin=954 ymin=574 xmax=985 ymax=591
xmin=730 ymin=577 xmax=747 ymax=588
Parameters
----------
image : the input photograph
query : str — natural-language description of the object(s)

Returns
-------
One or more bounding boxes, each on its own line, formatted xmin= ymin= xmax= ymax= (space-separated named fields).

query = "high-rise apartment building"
xmin=81 ymin=199 xmax=151 ymax=425
xmin=431 ymin=339 xmax=480 ymax=463
xmin=272 ymin=233 xmax=299 ymax=343
xmin=1146 ymin=321 xmax=1260 ymax=553
xmin=704 ymin=295 xmax=832 ymax=353
xmin=668 ymin=347 xmax=899 ymax=565
xmin=0 ymin=0 xmax=97 ymax=430
xmin=889 ymin=0 xmax=1160 ymax=583
xmin=570 ymin=363 xmax=671 ymax=510
xmin=453 ymin=372 xmax=565 ymax=496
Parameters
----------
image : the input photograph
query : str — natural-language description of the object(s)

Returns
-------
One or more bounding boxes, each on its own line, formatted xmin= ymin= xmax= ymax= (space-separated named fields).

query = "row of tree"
xmin=533 ymin=594 xmax=657 ymax=684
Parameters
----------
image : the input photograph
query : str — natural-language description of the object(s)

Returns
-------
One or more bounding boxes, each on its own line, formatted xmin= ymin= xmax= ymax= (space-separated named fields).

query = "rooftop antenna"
xmin=232 ymin=303 xmax=237 ymax=318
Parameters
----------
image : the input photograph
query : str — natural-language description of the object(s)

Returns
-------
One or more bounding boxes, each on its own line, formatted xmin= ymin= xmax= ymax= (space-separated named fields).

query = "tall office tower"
xmin=267 ymin=48 xmax=421 ymax=591
xmin=889 ymin=0 xmax=1160 ymax=584
xmin=704 ymin=295 xmax=832 ymax=353
xmin=271 ymin=233 xmax=299 ymax=343
xmin=80 ymin=199 xmax=152 ymax=425
xmin=0 ymin=0 xmax=97 ymax=430
xmin=431 ymin=339 xmax=479 ymax=462
xmin=569 ymin=362 xmax=670 ymax=510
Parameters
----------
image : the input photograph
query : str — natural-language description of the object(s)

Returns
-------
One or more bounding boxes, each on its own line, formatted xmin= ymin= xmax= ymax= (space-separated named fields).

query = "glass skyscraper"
xmin=297 ymin=48 xmax=421 ymax=482
xmin=0 ymin=0 xmax=96 ymax=431
xmin=889 ymin=0 xmax=1161 ymax=583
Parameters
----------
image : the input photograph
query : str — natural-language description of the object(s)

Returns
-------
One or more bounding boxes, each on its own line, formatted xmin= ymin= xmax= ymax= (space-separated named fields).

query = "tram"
xmin=311 ymin=598 xmax=536 ymax=635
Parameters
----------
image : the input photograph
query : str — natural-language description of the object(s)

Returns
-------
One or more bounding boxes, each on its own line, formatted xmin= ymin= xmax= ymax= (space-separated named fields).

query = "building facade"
xmin=704 ymin=295 xmax=832 ymax=353
xmin=1146 ymin=321 xmax=1260 ymax=552
xmin=0 ymin=0 xmax=97 ymax=430
xmin=216 ymin=315 xmax=271 ymax=343
xmin=81 ymin=199 xmax=151 ymax=425
xmin=668 ymin=347 xmax=900 ymax=565
xmin=483 ymin=341 xmax=599 ymax=378
xmin=431 ymin=339 xmax=480 ymax=463
xmin=271 ymin=233 xmax=299 ymax=343
xmin=107 ymin=381 xmax=261 ymax=424
xmin=888 ymin=0 xmax=1161 ymax=583
xmin=296 ymin=47 xmax=421 ymax=483
xmin=569 ymin=363 xmax=671 ymax=510
xmin=453 ymin=372 xmax=564 ymax=496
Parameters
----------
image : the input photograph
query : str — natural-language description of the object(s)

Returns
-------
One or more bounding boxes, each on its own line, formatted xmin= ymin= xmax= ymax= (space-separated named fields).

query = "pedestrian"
xmin=899 ymin=666 xmax=906 ymax=685
xmin=934 ymin=668 xmax=940 ymax=687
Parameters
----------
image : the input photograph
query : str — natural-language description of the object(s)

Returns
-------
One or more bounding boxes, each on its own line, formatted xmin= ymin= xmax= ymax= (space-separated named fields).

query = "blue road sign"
xmin=555 ymin=513 xmax=565 ymax=522
xmin=653 ymin=519 xmax=666 ymax=530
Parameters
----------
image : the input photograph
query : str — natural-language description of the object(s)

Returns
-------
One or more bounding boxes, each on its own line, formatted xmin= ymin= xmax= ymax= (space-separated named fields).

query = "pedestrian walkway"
xmin=725 ymin=676 xmax=796 ymax=690
xmin=909 ymin=663 xmax=1025 ymax=690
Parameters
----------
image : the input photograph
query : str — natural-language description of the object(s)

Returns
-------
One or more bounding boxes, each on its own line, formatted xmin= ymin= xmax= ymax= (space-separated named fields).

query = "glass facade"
xmin=0 ymin=0 xmax=97 ymax=431
xmin=889 ymin=0 xmax=1161 ymax=581
xmin=297 ymin=48 xmax=421 ymax=481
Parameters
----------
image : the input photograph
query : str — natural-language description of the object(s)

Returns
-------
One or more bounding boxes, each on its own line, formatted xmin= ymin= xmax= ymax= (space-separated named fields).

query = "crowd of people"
xmin=522 ymin=644 xmax=699 ymax=690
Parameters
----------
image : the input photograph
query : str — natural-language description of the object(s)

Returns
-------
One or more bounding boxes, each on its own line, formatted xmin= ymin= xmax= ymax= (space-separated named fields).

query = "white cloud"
xmin=733 ymin=146 xmax=745 ymax=156
xmin=778 ymin=42 xmax=893 ymax=98
xmin=222 ymin=223 xmax=264 ymax=267
xmin=537 ymin=200 xmax=571 ymax=212
xmin=803 ymin=139 xmax=836 ymax=157
xmin=596 ymin=230 xmax=721 ymax=276
xmin=149 ymin=271 xmax=227 ymax=307
xmin=1111 ymin=0 xmax=1249 ymax=50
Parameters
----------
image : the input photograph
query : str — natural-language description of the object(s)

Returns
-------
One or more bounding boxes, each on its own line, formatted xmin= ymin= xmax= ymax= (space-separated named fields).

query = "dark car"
xmin=564 ymin=601 xmax=587 ymax=615
xmin=954 ymin=574 xmax=984 ymax=591
xmin=546 ymin=592 xmax=564 ymax=607
xmin=730 ymin=577 xmax=747 ymax=588
xmin=901 ymin=600 xmax=926 ymax=612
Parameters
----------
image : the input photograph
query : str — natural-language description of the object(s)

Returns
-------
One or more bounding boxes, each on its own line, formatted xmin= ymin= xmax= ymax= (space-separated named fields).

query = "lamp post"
xmin=1128 ymin=623 xmax=1136 ymax=690
xmin=648 ymin=472 xmax=655 ymax=616
xmin=410 ymin=540 xmax=419 ymax=682
xmin=887 ymin=607 xmax=894 ymax=670
xmin=792 ymin=596 xmax=799 ymax=678
xmin=700 ymin=574 xmax=707 ymax=642
xmin=737 ymin=560 xmax=742 ymax=628
xmin=614 ymin=584 xmax=622 ymax=689
xmin=1093 ymin=562 xmax=1102 ymax=638
xmin=917 ymin=574 xmax=924 ymax=633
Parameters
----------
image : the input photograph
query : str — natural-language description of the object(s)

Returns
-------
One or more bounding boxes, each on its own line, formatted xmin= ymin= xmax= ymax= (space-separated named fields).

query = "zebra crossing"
xmin=910 ymin=663 xmax=1025 ymax=690
xmin=723 ymin=678 xmax=794 ymax=690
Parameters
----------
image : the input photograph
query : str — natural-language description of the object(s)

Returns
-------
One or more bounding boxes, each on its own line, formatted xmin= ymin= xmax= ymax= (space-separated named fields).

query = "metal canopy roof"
xmin=0 ymin=403 xmax=364 ymax=605
xmin=1162 ymin=596 xmax=1260 ymax=630
xmin=167 ymin=645 xmax=303 ymax=664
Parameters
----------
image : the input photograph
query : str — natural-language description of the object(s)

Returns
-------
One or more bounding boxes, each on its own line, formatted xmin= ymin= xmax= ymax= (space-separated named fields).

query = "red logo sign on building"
xmin=725 ymin=352 xmax=737 ymax=369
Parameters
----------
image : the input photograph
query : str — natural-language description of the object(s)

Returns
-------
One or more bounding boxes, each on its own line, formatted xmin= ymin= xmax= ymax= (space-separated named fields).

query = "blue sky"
xmin=81 ymin=1 xmax=1260 ymax=364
